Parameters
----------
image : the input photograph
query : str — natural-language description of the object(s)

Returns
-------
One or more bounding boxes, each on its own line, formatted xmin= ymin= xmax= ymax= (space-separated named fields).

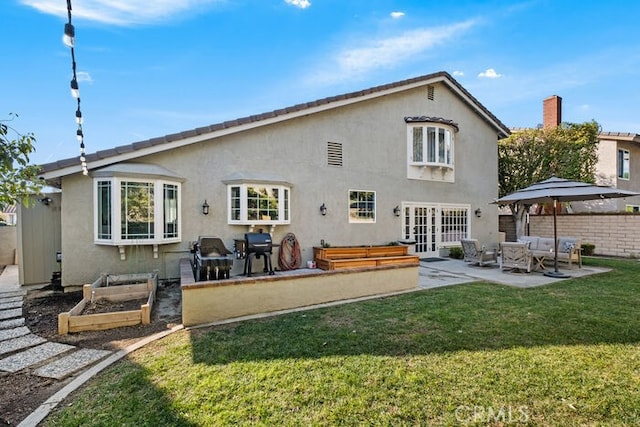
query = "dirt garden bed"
xmin=58 ymin=273 xmax=158 ymax=335
xmin=0 ymin=278 xmax=181 ymax=426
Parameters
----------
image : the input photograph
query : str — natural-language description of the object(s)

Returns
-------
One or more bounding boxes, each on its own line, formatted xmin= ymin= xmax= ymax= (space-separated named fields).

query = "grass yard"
xmin=46 ymin=258 xmax=639 ymax=426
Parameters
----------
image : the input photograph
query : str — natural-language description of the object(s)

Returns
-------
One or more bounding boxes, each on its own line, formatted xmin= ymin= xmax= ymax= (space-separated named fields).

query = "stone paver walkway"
xmin=0 ymin=266 xmax=113 ymax=381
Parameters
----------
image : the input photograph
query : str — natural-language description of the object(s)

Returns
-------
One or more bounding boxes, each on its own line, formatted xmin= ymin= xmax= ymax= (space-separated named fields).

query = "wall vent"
xmin=327 ymin=142 xmax=343 ymax=167
xmin=427 ymin=85 xmax=435 ymax=101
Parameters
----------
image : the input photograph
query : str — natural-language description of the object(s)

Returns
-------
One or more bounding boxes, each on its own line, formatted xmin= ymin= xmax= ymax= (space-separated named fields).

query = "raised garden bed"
xmin=58 ymin=272 xmax=158 ymax=335
xmin=313 ymin=245 xmax=420 ymax=270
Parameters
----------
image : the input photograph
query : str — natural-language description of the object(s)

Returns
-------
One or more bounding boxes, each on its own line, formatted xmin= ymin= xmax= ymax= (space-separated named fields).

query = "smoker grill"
xmin=243 ymin=232 xmax=275 ymax=276
xmin=194 ymin=236 xmax=234 ymax=281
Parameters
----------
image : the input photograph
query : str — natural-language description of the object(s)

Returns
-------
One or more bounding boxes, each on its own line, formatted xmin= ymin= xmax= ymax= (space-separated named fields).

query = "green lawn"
xmin=46 ymin=258 xmax=639 ymax=426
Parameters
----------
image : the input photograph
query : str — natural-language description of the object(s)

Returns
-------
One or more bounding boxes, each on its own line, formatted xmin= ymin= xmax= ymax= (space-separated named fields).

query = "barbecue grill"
xmin=194 ymin=236 xmax=234 ymax=281
xmin=243 ymin=232 xmax=275 ymax=276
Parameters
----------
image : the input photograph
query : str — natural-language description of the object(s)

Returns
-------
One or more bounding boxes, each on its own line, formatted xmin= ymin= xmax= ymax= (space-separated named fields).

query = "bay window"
xmin=405 ymin=116 xmax=458 ymax=182
xmin=93 ymin=164 xmax=182 ymax=245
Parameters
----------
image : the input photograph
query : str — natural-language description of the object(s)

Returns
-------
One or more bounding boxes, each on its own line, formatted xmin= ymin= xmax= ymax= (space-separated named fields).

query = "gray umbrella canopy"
xmin=495 ymin=176 xmax=639 ymax=278
xmin=495 ymin=176 xmax=639 ymax=205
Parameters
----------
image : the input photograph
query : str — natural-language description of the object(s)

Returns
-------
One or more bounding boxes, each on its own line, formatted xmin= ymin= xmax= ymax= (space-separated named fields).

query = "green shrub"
xmin=448 ymin=246 xmax=464 ymax=259
xmin=582 ymin=243 xmax=595 ymax=256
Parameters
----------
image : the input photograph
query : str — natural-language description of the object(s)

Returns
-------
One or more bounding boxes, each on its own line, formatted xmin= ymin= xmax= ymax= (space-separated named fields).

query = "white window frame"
xmin=227 ymin=183 xmax=291 ymax=226
xmin=408 ymin=124 xmax=455 ymax=168
xmin=94 ymin=177 xmax=182 ymax=246
xmin=349 ymin=190 xmax=376 ymax=223
xmin=440 ymin=206 xmax=470 ymax=245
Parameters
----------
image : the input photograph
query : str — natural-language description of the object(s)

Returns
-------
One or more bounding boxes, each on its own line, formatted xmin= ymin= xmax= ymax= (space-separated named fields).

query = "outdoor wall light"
xmin=474 ymin=208 xmax=482 ymax=218
xmin=40 ymin=197 xmax=52 ymax=206
xmin=202 ymin=200 xmax=210 ymax=215
xmin=320 ymin=203 xmax=327 ymax=216
xmin=393 ymin=205 xmax=401 ymax=217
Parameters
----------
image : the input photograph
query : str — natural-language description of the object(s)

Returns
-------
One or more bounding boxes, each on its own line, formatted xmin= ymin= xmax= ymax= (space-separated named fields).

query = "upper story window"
xmin=93 ymin=163 xmax=183 ymax=246
xmin=405 ymin=116 xmax=458 ymax=182
xmin=349 ymin=190 xmax=375 ymax=223
xmin=224 ymin=172 xmax=292 ymax=226
xmin=618 ymin=149 xmax=630 ymax=179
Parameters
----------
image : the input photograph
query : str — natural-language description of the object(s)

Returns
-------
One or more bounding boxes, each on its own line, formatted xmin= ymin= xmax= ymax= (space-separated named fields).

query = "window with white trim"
xmin=227 ymin=184 xmax=291 ymax=225
xmin=95 ymin=178 xmax=181 ymax=245
xmin=349 ymin=190 xmax=375 ymax=223
xmin=410 ymin=125 xmax=453 ymax=166
xmin=405 ymin=117 xmax=458 ymax=182
xmin=618 ymin=149 xmax=630 ymax=179
xmin=440 ymin=207 xmax=469 ymax=244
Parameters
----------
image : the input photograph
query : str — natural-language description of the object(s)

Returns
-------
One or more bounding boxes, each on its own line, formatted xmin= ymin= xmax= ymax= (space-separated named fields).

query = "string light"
xmin=64 ymin=0 xmax=88 ymax=175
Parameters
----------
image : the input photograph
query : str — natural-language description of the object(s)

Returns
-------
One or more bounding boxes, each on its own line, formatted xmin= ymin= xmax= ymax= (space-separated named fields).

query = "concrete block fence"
xmin=500 ymin=214 xmax=640 ymax=258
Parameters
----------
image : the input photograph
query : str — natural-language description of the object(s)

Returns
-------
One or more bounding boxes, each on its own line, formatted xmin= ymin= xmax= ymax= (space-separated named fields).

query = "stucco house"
xmin=542 ymin=95 xmax=640 ymax=212
xmin=594 ymin=131 xmax=640 ymax=211
xmin=38 ymin=71 xmax=509 ymax=288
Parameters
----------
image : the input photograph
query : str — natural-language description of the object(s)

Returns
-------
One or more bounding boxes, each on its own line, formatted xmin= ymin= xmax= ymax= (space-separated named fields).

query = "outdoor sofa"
xmin=517 ymin=236 xmax=582 ymax=268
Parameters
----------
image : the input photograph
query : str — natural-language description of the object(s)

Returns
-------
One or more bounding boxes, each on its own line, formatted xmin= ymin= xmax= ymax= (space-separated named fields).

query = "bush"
xmin=448 ymin=246 xmax=464 ymax=259
xmin=582 ymin=243 xmax=595 ymax=256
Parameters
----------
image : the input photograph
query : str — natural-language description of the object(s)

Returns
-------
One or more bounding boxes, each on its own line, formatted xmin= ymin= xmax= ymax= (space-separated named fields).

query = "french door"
xmin=402 ymin=203 xmax=471 ymax=258
xmin=403 ymin=205 xmax=438 ymax=257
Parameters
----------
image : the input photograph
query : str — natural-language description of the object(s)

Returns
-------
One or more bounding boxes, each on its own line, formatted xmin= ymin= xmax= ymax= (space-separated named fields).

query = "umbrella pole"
xmin=544 ymin=198 xmax=570 ymax=279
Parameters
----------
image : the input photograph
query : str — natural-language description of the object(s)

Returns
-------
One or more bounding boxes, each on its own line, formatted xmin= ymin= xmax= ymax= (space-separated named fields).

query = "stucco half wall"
xmin=180 ymin=259 xmax=418 ymax=327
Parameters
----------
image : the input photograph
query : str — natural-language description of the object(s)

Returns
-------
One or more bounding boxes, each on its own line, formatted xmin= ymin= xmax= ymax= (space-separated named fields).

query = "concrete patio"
xmin=418 ymin=258 xmax=609 ymax=289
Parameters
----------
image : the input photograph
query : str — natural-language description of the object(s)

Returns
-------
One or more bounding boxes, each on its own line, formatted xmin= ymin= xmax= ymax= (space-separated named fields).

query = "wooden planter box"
xmin=58 ymin=273 xmax=157 ymax=335
xmin=313 ymin=245 xmax=419 ymax=270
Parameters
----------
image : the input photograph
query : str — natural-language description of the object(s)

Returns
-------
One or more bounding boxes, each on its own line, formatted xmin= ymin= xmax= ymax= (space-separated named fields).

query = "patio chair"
xmin=499 ymin=241 xmax=533 ymax=273
xmin=460 ymin=238 xmax=497 ymax=266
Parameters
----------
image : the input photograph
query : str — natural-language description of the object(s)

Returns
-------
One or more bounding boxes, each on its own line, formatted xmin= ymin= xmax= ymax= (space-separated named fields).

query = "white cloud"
xmin=390 ymin=11 xmax=405 ymax=19
xmin=309 ymin=20 xmax=476 ymax=85
xmin=285 ymin=0 xmax=311 ymax=9
xmin=478 ymin=68 xmax=502 ymax=79
xmin=20 ymin=0 xmax=220 ymax=25
xmin=453 ymin=70 xmax=465 ymax=77
xmin=76 ymin=71 xmax=93 ymax=83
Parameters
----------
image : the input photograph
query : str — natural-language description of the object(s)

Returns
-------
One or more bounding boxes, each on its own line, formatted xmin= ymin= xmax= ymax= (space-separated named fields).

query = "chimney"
xmin=543 ymin=95 xmax=562 ymax=129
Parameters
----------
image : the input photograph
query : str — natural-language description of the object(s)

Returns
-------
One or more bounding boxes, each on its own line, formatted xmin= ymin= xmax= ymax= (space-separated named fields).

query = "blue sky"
xmin=5 ymin=0 xmax=640 ymax=166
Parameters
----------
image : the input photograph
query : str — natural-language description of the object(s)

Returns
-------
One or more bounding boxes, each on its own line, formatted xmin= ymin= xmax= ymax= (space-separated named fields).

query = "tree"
xmin=0 ymin=115 xmax=42 ymax=209
xmin=498 ymin=120 xmax=600 ymax=238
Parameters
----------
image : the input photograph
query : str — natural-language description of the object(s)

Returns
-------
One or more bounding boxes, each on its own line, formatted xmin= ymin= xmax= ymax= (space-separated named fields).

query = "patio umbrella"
xmin=495 ymin=176 xmax=639 ymax=278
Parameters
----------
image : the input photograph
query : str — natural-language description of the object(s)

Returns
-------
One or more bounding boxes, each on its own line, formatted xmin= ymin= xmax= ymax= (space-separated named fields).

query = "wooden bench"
xmin=313 ymin=246 xmax=419 ymax=271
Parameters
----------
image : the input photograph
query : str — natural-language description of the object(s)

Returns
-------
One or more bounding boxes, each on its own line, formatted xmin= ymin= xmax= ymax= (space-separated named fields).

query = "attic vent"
xmin=426 ymin=85 xmax=435 ymax=101
xmin=327 ymin=142 xmax=343 ymax=167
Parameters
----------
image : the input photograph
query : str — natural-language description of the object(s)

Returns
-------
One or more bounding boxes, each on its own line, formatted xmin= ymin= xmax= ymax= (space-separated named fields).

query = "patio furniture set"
xmin=460 ymin=237 xmax=582 ymax=273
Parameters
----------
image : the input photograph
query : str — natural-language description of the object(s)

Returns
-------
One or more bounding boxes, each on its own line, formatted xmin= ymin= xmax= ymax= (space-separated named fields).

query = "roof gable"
xmin=40 ymin=71 xmax=510 ymax=180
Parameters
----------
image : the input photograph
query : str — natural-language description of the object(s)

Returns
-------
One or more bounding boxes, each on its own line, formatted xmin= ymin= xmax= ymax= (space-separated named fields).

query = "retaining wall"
xmin=180 ymin=258 xmax=418 ymax=327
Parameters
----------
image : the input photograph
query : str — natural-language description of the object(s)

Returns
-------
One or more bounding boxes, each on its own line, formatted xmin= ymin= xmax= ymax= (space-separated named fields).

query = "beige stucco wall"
xmin=59 ymin=81 xmax=501 ymax=286
xmin=181 ymin=261 xmax=418 ymax=327
xmin=0 ymin=226 xmax=17 ymax=265
xmin=590 ymin=139 xmax=640 ymax=212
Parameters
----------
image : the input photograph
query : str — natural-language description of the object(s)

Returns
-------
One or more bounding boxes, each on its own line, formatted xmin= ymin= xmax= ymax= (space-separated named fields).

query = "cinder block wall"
xmin=528 ymin=214 xmax=640 ymax=258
